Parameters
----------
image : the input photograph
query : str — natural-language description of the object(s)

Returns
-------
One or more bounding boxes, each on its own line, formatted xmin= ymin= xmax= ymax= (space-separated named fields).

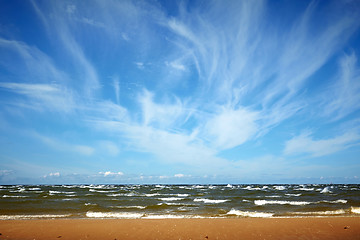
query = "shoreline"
xmin=0 ymin=217 xmax=359 ymax=239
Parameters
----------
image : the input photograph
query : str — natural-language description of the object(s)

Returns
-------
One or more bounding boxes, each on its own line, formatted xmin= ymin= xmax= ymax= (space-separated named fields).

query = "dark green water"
xmin=0 ymin=184 xmax=359 ymax=219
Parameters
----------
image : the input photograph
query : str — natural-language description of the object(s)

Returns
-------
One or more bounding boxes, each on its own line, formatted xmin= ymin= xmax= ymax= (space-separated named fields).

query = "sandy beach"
xmin=0 ymin=217 xmax=359 ymax=240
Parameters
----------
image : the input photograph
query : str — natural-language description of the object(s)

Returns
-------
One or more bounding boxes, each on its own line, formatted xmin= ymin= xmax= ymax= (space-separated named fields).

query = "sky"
xmin=0 ymin=0 xmax=360 ymax=184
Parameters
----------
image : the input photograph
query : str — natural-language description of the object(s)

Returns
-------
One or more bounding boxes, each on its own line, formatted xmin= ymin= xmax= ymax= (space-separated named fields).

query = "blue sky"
xmin=0 ymin=0 xmax=360 ymax=184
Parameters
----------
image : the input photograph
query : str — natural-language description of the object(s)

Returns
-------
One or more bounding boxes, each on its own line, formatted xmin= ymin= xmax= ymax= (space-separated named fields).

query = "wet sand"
xmin=0 ymin=217 xmax=359 ymax=240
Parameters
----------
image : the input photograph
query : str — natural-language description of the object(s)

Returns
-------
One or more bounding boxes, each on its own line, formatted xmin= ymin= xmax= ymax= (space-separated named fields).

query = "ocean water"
xmin=0 ymin=184 xmax=359 ymax=219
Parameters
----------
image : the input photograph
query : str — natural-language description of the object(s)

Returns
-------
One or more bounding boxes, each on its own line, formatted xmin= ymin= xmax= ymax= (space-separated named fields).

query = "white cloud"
xmin=0 ymin=82 xmax=75 ymax=113
xmin=134 ymin=62 xmax=144 ymax=69
xmin=204 ymin=107 xmax=259 ymax=150
xmin=284 ymin=131 xmax=360 ymax=157
xmin=165 ymin=61 xmax=186 ymax=71
xmin=0 ymin=170 xmax=13 ymax=177
xmin=2 ymin=0 xmax=359 ymax=181
xmin=139 ymin=90 xmax=190 ymax=129
xmin=0 ymin=38 xmax=76 ymax=113
xmin=99 ymin=171 xmax=124 ymax=177
xmin=44 ymin=172 xmax=60 ymax=178
xmin=174 ymin=173 xmax=185 ymax=178
xmin=30 ymin=2 xmax=100 ymax=98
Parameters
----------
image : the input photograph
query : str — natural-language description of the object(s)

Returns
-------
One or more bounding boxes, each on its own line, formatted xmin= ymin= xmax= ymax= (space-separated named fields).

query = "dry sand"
xmin=0 ymin=217 xmax=359 ymax=240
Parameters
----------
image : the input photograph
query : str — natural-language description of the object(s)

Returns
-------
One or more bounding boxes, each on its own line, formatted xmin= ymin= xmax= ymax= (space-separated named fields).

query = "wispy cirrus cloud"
xmin=31 ymin=132 xmax=94 ymax=156
xmin=321 ymin=52 xmax=360 ymax=121
xmin=1 ymin=0 xmax=360 ymax=183
xmin=284 ymin=131 xmax=360 ymax=157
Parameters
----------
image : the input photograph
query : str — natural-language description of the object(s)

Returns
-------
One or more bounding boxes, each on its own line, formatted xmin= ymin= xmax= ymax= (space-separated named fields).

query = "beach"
xmin=0 ymin=217 xmax=359 ymax=240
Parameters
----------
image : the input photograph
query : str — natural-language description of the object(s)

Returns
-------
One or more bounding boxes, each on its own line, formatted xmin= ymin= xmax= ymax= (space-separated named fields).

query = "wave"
xmin=145 ymin=193 xmax=161 ymax=197
xmin=106 ymin=193 xmax=123 ymax=197
xmin=243 ymin=186 xmax=262 ymax=191
xmin=273 ymin=186 xmax=286 ymax=191
xmin=351 ymin=207 xmax=360 ymax=214
xmin=320 ymin=187 xmax=332 ymax=194
xmin=0 ymin=214 xmax=71 ymax=220
xmin=10 ymin=188 xmax=26 ymax=193
xmin=49 ymin=191 xmax=76 ymax=195
xmin=295 ymin=187 xmax=315 ymax=191
xmin=86 ymin=211 xmax=143 ymax=219
xmin=287 ymin=210 xmax=346 ymax=216
xmin=84 ymin=203 xmax=97 ymax=206
xmin=159 ymin=197 xmax=184 ymax=201
xmin=255 ymin=199 xmax=348 ymax=206
xmin=62 ymin=198 xmax=78 ymax=201
xmin=254 ymin=200 xmax=312 ymax=206
xmin=194 ymin=198 xmax=229 ymax=204
xmin=285 ymin=193 xmax=302 ymax=197
xmin=227 ymin=209 xmax=273 ymax=218
xmin=111 ymin=206 xmax=146 ymax=209
xmin=142 ymin=214 xmax=191 ymax=219
xmin=177 ymin=194 xmax=189 ymax=197
xmin=89 ymin=189 xmax=116 ymax=193
xmin=321 ymin=199 xmax=347 ymax=204
xmin=2 ymin=195 xmax=28 ymax=198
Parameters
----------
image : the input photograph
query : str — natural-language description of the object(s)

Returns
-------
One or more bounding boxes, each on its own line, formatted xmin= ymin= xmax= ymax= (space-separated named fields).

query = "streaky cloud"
xmin=284 ymin=131 xmax=360 ymax=157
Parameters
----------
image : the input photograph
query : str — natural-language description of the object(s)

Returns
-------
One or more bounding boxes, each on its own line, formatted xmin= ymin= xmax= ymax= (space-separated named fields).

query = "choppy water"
xmin=0 ymin=184 xmax=359 ymax=219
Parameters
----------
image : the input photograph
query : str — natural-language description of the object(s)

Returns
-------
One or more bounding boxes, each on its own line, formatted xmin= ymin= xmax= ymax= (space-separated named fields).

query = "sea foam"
xmin=194 ymin=198 xmax=229 ymax=204
xmin=86 ymin=211 xmax=143 ymax=219
xmin=254 ymin=200 xmax=312 ymax=206
xmin=227 ymin=209 xmax=273 ymax=218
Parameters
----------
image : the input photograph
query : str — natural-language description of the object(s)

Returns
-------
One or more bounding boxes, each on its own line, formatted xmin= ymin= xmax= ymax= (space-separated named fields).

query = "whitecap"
xmin=159 ymin=197 xmax=184 ymax=201
xmin=2 ymin=195 xmax=28 ymax=198
xmin=107 ymin=193 xmax=123 ymax=197
xmin=112 ymin=206 xmax=146 ymax=209
xmin=254 ymin=200 xmax=312 ymax=206
xmin=145 ymin=193 xmax=161 ymax=197
xmin=243 ymin=186 xmax=261 ymax=191
xmin=273 ymin=186 xmax=286 ymax=191
xmin=285 ymin=193 xmax=302 ymax=197
xmin=194 ymin=198 xmax=229 ymax=204
xmin=89 ymin=189 xmax=112 ymax=193
xmin=177 ymin=194 xmax=189 ymax=197
xmin=84 ymin=203 xmax=97 ymax=206
xmin=295 ymin=187 xmax=314 ymax=191
xmin=321 ymin=199 xmax=347 ymax=204
xmin=320 ymin=187 xmax=332 ymax=194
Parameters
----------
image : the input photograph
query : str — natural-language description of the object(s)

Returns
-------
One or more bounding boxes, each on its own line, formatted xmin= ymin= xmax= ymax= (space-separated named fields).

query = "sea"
xmin=0 ymin=184 xmax=359 ymax=220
